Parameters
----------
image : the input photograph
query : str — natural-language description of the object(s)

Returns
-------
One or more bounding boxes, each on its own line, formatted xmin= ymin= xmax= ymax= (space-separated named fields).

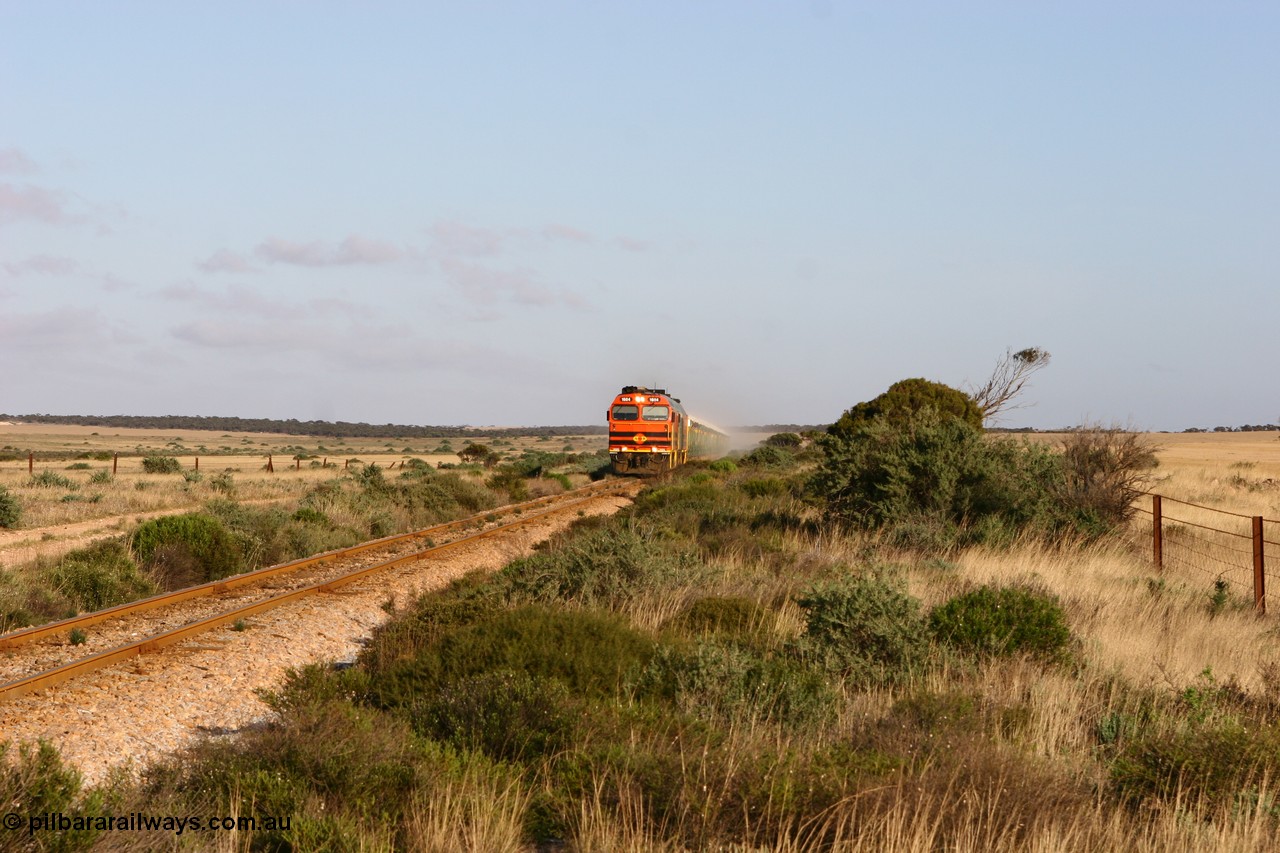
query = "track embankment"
xmin=0 ymin=482 xmax=639 ymax=785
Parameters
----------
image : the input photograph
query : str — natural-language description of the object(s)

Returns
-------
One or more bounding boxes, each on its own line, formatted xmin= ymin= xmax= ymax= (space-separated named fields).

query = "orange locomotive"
xmin=607 ymin=386 xmax=729 ymax=475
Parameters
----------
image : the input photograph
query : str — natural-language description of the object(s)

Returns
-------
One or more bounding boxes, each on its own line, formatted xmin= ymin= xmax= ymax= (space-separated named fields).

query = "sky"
xmin=2 ymin=2 xmax=1277 ymax=431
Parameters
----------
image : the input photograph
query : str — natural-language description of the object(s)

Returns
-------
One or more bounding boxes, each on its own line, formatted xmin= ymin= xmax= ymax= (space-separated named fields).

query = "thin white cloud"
xmin=197 ymin=249 xmax=256 ymax=274
xmin=616 ymin=236 xmax=651 ymax=252
xmin=2 ymin=255 xmax=79 ymax=276
xmin=542 ymin=223 xmax=594 ymax=244
xmin=428 ymin=221 xmax=506 ymax=258
xmin=254 ymin=234 xmax=402 ymax=267
xmin=171 ymin=319 xmax=315 ymax=349
xmin=0 ymin=149 xmax=38 ymax=176
xmin=160 ymin=283 xmax=373 ymax=319
xmin=0 ymin=306 xmax=109 ymax=350
xmin=0 ymin=183 xmax=80 ymax=226
xmin=438 ymin=257 xmax=588 ymax=310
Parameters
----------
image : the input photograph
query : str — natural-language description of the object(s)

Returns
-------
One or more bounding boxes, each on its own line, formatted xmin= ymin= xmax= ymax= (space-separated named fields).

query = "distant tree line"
xmin=0 ymin=414 xmax=607 ymax=439
xmin=1184 ymin=424 xmax=1280 ymax=433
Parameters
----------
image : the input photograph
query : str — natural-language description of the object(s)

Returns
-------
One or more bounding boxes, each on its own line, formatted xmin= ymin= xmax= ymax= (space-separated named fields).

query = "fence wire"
xmin=1139 ymin=493 xmax=1273 ymax=608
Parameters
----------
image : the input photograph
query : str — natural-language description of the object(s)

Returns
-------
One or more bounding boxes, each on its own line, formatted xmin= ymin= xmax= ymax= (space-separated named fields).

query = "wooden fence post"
xmin=1153 ymin=495 xmax=1163 ymax=571
xmin=195 ymin=457 xmax=199 ymax=471
xmin=295 ymin=457 xmax=300 ymax=471
xmin=266 ymin=455 xmax=274 ymax=473
xmin=113 ymin=454 xmax=118 ymax=475
xmin=1254 ymin=515 xmax=1266 ymax=615
xmin=28 ymin=452 xmax=33 ymax=475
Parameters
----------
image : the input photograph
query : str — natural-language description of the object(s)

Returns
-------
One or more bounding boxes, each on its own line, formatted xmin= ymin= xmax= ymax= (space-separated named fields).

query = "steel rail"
xmin=0 ymin=482 xmax=630 ymax=702
xmin=0 ymin=480 xmax=621 ymax=651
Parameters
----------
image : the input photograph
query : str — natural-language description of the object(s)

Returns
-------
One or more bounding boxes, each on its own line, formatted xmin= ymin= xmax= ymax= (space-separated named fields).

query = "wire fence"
xmin=1133 ymin=494 xmax=1277 ymax=613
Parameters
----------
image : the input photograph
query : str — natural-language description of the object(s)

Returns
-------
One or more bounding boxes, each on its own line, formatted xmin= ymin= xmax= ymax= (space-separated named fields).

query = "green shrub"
xmin=30 ymin=470 xmax=76 ymax=489
xmin=1111 ymin=722 xmax=1280 ymax=811
xmin=828 ymin=377 xmax=983 ymax=437
xmin=368 ymin=605 xmax=655 ymax=711
xmin=0 ymin=741 xmax=105 ymax=849
xmin=929 ymin=585 xmax=1072 ymax=662
xmin=812 ymin=408 xmax=1073 ymax=543
xmin=88 ymin=469 xmax=113 ymax=485
xmin=141 ymin=455 xmax=182 ymax=474
xmin=796 ymin=573 xmax=929 ymax=685
xmin=669 ymin=596 xmax=767 ymax=641
xmin=129 ymin=513 xmax=242 ymax=588
xmin=499 ymin=524 xmax=703 ymax=609
xmin=66 ymin=462 xmax=92 ymax=470
xmin=707 ymin=458 xmax=737 ymax=474
xmin=739 ymin=477 xmax=789 ymax=498
xmin=764 ymin=432 xmax=803 ymax=448
xmin=739 ymin=445 xmax=795 ymax=469
xmin=417 ymin=670 xmax=578 ymax=762
xmin=209 ymin=470 xmax=235 ymax=495
xmin=636 ymin=640 xmax=832 ymax=725
xmin=292 ymin=506 xmax=331 ymax=526
xmin=0 ymin=485 xmax=20 ymax=528
xmin=45 ymin=540 xmax=156 ymax=612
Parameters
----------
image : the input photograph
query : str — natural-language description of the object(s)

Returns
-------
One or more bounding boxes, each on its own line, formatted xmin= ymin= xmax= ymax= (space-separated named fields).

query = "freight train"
xmin=607 ymin=386 xmax=729 ymax=475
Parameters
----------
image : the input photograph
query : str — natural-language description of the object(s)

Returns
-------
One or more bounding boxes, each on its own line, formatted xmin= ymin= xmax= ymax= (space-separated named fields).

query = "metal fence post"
xmin=1254 ymin=515 xmax=1266 ymax=615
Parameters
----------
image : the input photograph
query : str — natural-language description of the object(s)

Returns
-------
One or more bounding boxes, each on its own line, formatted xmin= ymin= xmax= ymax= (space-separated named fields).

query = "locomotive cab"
xmin=607 ymin=386 xmax=687 ymax=475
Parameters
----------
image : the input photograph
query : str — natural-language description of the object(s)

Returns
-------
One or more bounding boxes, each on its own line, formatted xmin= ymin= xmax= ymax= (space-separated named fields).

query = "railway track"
xmin=0 ymin=480 xmax=632 ymax=703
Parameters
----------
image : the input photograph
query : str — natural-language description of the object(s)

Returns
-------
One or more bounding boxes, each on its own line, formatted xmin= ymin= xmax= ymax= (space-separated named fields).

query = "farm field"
xmin=0 ymin=422 xmax=603 ymax=565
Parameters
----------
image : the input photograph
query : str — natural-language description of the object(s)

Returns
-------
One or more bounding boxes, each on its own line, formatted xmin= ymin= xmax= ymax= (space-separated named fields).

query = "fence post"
xmin=1254 ymin=515 xmax=1266 ymax=615
xmin=266 ymin=455 xmax=274 ymax=473
xmin=28 ymin=452 xmax=33 ymax=475
xmin=295 ymin=457 xmax=300 ymax=471
xmin=113 ymin=454 xmax=118 ymax=475
xmin=195 ymin=457 xmax=199 ymax=471
xmin=1153 ymin=495 xmax=1163 ymax=571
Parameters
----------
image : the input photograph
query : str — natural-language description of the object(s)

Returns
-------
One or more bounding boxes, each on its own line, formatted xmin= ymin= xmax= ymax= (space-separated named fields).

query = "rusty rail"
xmin=0 ymin=481 xmax=630 ymax=701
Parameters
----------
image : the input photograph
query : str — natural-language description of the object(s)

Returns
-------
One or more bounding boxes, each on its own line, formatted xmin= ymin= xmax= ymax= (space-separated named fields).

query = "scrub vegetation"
xmin=5 ymin=396 xmax=1280 ymax=850
xmin=0 ymin=444 xmax=607 ymax=632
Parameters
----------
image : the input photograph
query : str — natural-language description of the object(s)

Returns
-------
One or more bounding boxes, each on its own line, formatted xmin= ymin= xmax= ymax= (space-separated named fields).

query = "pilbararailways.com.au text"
xmin=8 ymin=812 xmax=292 ymax=836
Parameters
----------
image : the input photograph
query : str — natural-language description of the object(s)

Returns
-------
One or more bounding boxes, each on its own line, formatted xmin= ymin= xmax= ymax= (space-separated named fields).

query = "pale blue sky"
xmin=2 ymin=2 xmax=1276 ymax=429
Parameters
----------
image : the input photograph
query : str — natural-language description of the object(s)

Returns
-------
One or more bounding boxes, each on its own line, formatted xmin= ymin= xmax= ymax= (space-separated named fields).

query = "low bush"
xmin=636 ymin=640 xmax=833 ymax=725
xmin=129 ymin=513 xmax=242 ymax=588
xmin=367 ymin=605 xmax=656 ymax=712
xmin=0 ymin=485 xmax=20 ymax=528
xmin=30 ymin=470 xmax=76 ymax=489
xmin=929 ymin=584 xmax=1072 ymax=662
xmin=44 ymin=540 xmax=156 ymax=612
xmin=0 ymin=741 xmax=105 ymax=849
xmin=668 ymin=596 xmax=767 ymax=641
xmin=1110 ymin=722 xmax=1280 ymax=811
xmin=739 ymin=446 xmax=795 ymax=469
xmin=417 ymin=670 xmax=579 ymax=762
xmin=796 ymin=572 xmax=930 ymax=685
xmin=739 ymin=477 xmax=790 ymax=499
xmin=141 ymin=455 xmax=182 ymax=474
xmin=499 ymin=524 xmax=704 ymax=609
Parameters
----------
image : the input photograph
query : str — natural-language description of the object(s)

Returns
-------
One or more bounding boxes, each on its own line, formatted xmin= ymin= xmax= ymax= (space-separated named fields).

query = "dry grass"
xmin=0 ymin=422 xmax=601 ymax=531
